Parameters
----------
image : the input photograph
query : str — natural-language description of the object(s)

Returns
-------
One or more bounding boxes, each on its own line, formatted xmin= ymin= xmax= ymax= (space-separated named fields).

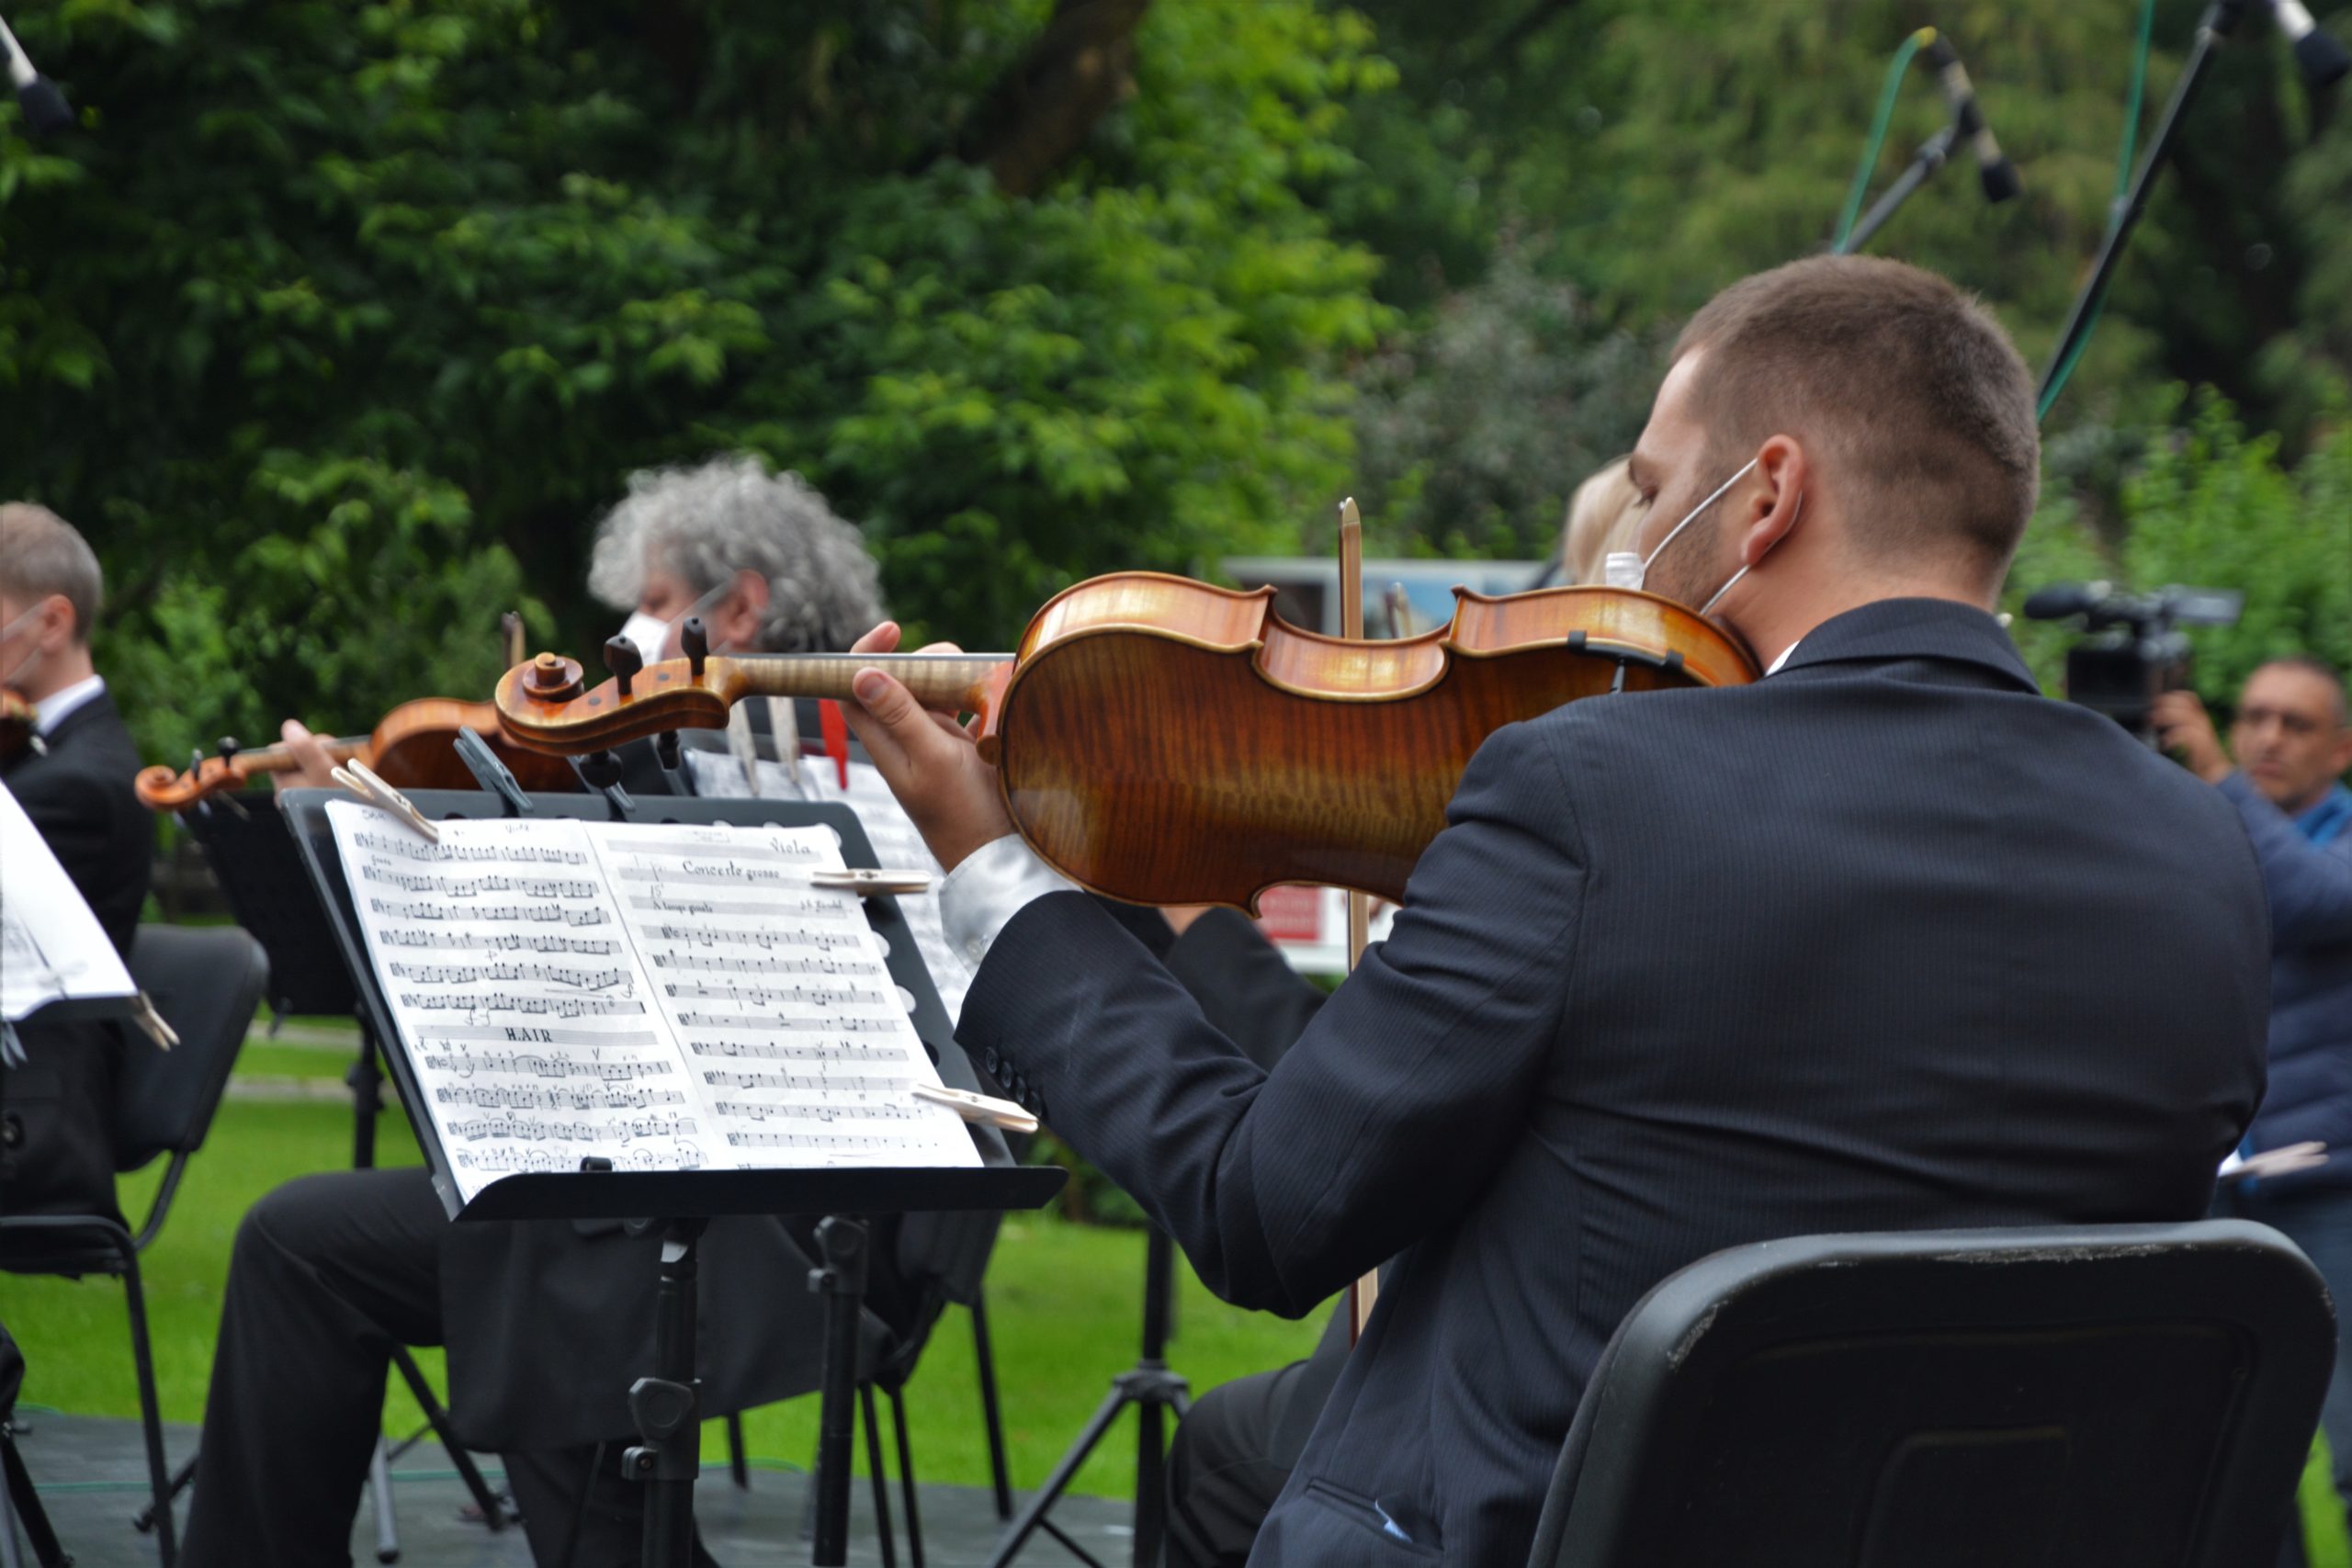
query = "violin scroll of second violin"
xmin=134 ymin=698 xmax=582 ymax=813
xmin=493 ymin=570 xmax=1755 ymax=911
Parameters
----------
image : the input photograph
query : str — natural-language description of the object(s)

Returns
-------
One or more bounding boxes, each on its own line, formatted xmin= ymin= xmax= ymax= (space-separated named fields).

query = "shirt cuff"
xmin=939 ymin=834 xmax=1076 ymax=969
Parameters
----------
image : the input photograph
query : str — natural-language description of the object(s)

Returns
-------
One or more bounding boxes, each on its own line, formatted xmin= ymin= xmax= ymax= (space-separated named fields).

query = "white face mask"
xmin=1603 ymin=457 xmax=1799 ymax=616
xmin=617 ymin=578 xmax=736 ymax=661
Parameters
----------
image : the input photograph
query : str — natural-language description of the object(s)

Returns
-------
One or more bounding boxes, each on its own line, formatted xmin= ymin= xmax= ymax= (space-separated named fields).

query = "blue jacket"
xmin=2228 ymin=775 xmax=2352 ymax=1187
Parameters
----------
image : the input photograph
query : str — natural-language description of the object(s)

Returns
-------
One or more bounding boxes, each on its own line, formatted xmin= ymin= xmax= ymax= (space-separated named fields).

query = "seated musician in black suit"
xmin=840 ymin=256 xmax=2273 ymax=1567
xmin=0 ymin=502 xmax=152 ymax=1231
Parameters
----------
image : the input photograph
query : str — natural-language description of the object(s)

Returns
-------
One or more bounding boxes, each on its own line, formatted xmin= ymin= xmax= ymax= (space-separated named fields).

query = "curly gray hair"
xmin=586 ymin=456 xmax=887 ymax=654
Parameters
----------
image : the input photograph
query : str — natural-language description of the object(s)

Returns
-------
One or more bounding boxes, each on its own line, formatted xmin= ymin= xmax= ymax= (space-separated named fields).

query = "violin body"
xmin=495 ymin=571 xmax=1755 ymax=910
xmin=975 ymin=574 xmax=1754 ymax=908
xmin=134 ymin=698 xmax=579 ymax=811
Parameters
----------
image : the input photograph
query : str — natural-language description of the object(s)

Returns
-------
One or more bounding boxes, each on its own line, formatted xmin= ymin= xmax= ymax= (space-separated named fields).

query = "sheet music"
xmin=328 ymin=804 xmax=977 ymax=1202
xmin=1 ymin=782 xmax=136 ymax=1023
xmin=684 ymin=750 xmax=978 ymax=1022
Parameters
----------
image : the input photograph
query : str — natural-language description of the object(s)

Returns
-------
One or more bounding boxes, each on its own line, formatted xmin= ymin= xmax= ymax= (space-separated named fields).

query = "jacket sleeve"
xmin=1162 ymin=909 xmax=1329 ymax=1072
xmin=954 ymin=720 xmax=1586 ymax=1317
xmin=2218 ymin=773 xmax=2352 ymax=949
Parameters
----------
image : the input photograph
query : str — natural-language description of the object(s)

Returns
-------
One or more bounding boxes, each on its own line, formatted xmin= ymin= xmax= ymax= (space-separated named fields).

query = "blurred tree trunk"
xmin=962 ymin=0 xmax=1153 ymax=197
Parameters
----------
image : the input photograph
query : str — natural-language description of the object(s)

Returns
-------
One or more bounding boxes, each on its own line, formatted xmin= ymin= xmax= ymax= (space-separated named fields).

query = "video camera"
xmin=2021 ymin=581 xmax=2244 ymax=739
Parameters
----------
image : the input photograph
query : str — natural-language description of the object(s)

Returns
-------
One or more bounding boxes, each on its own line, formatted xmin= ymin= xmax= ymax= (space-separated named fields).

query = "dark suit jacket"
xmin=955 ymin=599 xmax=2271 ymax=1568
xmin=1 ymin=688 xmax=153 ymax=1226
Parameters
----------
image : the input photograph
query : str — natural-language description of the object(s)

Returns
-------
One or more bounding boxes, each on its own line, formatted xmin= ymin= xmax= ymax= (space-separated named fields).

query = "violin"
xmin=134 ymin=697 xmax=582 ymax=812
xmin=0 ymin=687 xmax=39 ymax=765
xmin=492 ymin=572 xmax=1755 ymax=908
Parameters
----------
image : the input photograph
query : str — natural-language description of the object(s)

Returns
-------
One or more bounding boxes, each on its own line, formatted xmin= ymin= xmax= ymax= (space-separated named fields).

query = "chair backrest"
xmin=1528 ymin=1221 xmax=2335 ymax=1568
xmin=113 ymin=924 xmax=268 ymax=1170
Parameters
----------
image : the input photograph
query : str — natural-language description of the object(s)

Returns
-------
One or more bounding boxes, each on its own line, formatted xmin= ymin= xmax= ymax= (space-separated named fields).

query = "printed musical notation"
xmin=328 ymin=804 xmax=978 ymax=1201
xmin=378 ymin=930 xmax=623 ymax=955
xmin=797 ymin=761 xmax=978 ymax=1023
xmin=608 ymin=821 xmax=978 ymax=1170
xmin=390 ymin=960 xmax=630 ymax=989
xmin=680 ymin=750 xmax=978 ymax=1023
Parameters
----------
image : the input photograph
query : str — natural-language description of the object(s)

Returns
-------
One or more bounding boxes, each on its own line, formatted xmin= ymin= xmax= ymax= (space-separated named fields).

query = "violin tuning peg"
xmin=680 ymin=616 xmax=707 ymax=680
xmin=218 ymin=736 xmax=240 ymax=762
xmin=603 ymin=636 xmax=644 ymax=699
xmin=655 ymin=729 xmax=682 ymax=771
xmin=578 ymin=749 xmax=623 ymax=788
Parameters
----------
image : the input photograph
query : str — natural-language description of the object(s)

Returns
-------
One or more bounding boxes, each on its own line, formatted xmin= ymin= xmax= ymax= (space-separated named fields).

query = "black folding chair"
xmin=1527 ymin=1220 xmax=2335 ymax=1568
xmin=0 ymin=924 xmax=268 ymax=1568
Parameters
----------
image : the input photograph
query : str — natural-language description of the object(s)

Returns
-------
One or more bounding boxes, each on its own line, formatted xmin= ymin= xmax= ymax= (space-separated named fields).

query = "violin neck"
xmin=732 ymin=653 xmax=1011 ymax=712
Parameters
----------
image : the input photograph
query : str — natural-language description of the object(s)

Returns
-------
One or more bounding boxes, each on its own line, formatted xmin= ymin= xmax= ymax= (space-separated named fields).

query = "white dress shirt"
xmin=939 ymin=833 xmax=1075 ymax=970
xmin=33 ymin=673 xmax=106 ymax=736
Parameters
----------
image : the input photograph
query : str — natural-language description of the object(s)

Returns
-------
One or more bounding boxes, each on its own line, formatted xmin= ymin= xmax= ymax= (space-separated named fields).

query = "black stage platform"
xmin=10 ymin=1413 xmax=1134 ymax=1566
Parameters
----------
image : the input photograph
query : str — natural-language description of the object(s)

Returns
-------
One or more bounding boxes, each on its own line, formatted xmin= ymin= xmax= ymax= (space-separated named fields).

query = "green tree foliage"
xmin=1 ymin=0 xmax=1391 ymax=762
xmin=1348 ymin=243 xmax=1654 ymax=559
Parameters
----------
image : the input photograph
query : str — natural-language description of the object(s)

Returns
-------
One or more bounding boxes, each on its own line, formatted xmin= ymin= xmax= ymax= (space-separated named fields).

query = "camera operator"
xmin=2155 ymin=658 xmax=2352 ymax=1529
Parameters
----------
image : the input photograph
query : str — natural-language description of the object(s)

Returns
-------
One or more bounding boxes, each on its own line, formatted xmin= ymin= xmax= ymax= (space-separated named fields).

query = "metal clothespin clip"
xmin=910 ymin=1082 xmax=1038 ymax=1135
xmin=809 ymin=867 xmax=933 ymax=896
xmin=330 ymin=759 xmax=442 ymax=842
xmin=130 ymin=991 xmax=179 ymax=1051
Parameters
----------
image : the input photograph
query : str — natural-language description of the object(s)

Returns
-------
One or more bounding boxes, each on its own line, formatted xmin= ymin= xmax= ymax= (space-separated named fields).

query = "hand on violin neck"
xmin=273 ymin=718 xmax=343 ymax=792
xmin=843 ymin=622 xmax=1014 ymax=874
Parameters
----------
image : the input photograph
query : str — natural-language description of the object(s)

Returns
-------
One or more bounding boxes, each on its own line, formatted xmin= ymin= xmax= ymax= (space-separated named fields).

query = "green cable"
xmin=1835 ymin=28 xmax=1937 ymax=251
xmin=2039 ymin=0 xmax=2157 ymax=423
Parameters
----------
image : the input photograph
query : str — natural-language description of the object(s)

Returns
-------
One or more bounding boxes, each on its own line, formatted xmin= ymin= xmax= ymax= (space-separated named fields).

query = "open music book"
xmin=1 ymin=780 xmax=137 ymax=1027
xmin=326 ymin=801 xmax=979 ymax=1202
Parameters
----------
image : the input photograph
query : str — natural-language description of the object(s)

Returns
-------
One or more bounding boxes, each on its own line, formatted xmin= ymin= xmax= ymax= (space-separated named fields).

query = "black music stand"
xmin=281 ymin=787 xmax=1064 ymax=1568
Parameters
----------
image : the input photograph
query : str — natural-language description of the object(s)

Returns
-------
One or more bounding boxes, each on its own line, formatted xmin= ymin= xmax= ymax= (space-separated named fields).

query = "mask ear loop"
xmin=0 ymin=601 xmax=53 ymax=689
xmin=1697 ymin=488 xmax=1804 ymax=617
xmin=1640 ymin=457 xmax=1759 ymax=576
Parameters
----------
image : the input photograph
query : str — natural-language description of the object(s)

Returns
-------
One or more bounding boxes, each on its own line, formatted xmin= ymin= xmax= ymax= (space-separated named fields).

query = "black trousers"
xmin=1166 ymin=1304 xmax=1351 ymax=1568
xmin=179 ymin=1168 xmax=712 ymax=1568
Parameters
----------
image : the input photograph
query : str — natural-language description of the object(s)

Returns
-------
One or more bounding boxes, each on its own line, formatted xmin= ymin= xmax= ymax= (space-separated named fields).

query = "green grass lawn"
xmin=2 ymin=1021 xmax=1325 ymax=1498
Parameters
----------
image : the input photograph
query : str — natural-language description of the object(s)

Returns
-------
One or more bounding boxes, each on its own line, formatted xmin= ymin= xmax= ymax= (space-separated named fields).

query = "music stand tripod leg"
xmin=986 ymin=1228 xmax=1191 ymax=1568
xmin=626 ymin=1219 xmax=707 ymax=1568
xmin=810 ymin=1216 xmax=871 ymax=1568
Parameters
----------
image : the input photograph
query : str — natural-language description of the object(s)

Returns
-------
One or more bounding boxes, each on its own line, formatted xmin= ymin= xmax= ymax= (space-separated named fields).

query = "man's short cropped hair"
xmin=0 ymin=502 xmax=103 ymax=642
xmin=587 ymin=456 xmax=886 ymax=655
xmin=1673 ymin=255 xmax=2041 ymax=574
xmin=2252 ymin=655 xmax=2350 ymax=727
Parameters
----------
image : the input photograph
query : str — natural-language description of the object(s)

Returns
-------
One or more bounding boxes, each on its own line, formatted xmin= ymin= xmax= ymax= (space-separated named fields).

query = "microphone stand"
xmin=1833 ymin=121 xmax=1961 ymax=255
xmin=2039 ymin=0 xmax=2250 ymax=410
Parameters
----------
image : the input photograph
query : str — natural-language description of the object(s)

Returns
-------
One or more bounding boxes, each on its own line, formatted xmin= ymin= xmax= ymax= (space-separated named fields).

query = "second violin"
xmin=135 ymin=698 xmax=580 ymax=812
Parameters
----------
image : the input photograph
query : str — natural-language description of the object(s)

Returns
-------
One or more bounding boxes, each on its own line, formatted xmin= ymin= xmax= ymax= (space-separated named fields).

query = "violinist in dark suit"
xmin=0 ymin=502 xmax=152 ymax=1230
xmin=842 ymin=256 xmax=2272 ymax=1567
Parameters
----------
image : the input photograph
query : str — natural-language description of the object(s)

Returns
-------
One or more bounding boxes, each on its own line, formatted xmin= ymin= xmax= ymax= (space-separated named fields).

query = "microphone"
xmin=2269 ymin=0 xmax=2352 ymax=88
xmin=0 ymin=10 xmax=72 ymax=136
xmin=1923 ymin=34 xmax=2021 ymax=204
